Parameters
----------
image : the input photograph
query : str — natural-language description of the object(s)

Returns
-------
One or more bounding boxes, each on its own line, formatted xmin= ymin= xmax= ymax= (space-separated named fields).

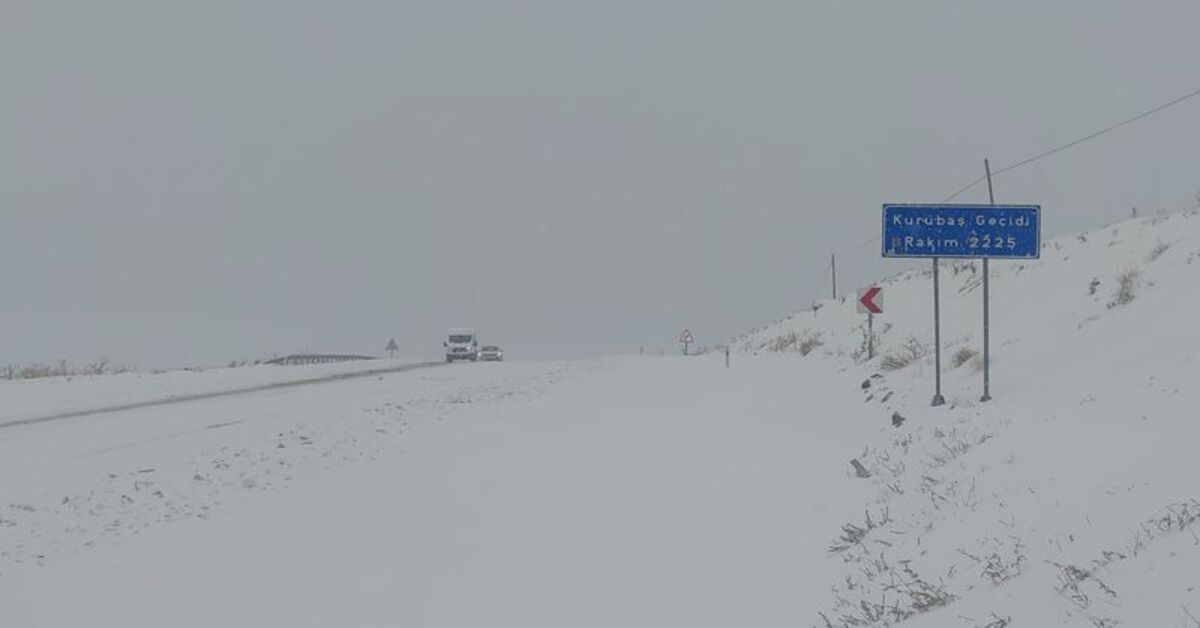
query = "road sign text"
xmin=882 ymin=204 xmax=1041 ymax=259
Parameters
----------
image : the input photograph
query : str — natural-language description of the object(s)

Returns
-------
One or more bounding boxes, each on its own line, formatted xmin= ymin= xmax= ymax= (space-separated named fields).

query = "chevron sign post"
xmin=857 ymin=286 xmax=882 ymax=359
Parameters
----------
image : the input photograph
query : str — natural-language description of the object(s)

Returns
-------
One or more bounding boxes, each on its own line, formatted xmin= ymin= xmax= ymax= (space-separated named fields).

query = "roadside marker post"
xmin=882 ymin=202 xmax=1040 ymax=405
xmin=679 ymin=328 xmax=694 ymax=356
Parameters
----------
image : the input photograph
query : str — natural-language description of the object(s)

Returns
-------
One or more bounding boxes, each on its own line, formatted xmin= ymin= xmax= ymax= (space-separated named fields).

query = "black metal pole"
xmin=932 ymin=257 xmax=945 ymax=406
xmin=868 ymin=313 xmax=874 ymax=360
xmin=982 ymin=159 xmax=994 ymax=402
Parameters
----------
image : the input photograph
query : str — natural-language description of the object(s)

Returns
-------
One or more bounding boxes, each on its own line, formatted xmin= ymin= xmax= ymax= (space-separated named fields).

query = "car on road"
xmin=445 ymin=328 xmax=479 ymax=362
xmin=478 ymin=346 xmax=504 ymax=362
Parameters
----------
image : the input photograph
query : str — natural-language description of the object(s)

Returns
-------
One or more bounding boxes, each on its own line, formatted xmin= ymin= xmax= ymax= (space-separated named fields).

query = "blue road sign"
xmin=882 ymin=204 xmax=1041 ymax=259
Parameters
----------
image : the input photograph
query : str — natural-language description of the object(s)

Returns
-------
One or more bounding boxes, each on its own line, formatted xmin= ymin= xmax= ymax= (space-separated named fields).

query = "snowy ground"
xmin=0 ymin=360 xmax=542 ymax=573
xmin=3 ymin=209 xmax=1200 ymax=627
xmin=1 ymin=355 xmax=877 ymax=627
xmin=739 ymin=208 xmax=1200 ymax=626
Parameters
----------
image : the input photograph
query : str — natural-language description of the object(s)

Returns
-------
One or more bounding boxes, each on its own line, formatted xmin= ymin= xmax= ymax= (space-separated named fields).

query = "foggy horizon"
xmin=5 ymin=1 xmax=1199 ymax=369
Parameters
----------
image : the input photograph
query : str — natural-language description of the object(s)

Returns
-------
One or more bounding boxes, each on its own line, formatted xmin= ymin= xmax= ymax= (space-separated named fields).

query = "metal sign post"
xmin=932 ymin=258 xmax=945 ymax=406
xmin=679 ymin=328 xmax=694 ymax=355
xmin=982 ymin=159 xmax=995 ymax=402
xmin=867 ymin=313 xmax=874 ymax=359
xmin=882 ymin=203 xmax=1040 ymax=405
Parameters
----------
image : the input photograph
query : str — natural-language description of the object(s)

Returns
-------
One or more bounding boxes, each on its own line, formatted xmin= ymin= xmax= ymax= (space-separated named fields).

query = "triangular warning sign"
xmin=679 ymin=329 xmax=694 ymax=344
xmin=385 ymin=338 xmax=399 ymax=352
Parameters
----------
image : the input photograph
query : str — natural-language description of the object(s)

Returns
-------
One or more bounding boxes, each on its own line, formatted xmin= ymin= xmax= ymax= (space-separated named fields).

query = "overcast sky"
xmin=3 ymin=1 xmax=1199 ymax=368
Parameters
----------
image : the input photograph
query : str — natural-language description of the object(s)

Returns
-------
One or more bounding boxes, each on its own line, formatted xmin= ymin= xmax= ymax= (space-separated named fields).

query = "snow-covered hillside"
xmin=738 ymin=207 xmax=1200 ymax=626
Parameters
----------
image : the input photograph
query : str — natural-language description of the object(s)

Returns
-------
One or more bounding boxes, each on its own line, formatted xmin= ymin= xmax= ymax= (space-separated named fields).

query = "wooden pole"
xmin=831 ymin=253 xmax=838 ymax=300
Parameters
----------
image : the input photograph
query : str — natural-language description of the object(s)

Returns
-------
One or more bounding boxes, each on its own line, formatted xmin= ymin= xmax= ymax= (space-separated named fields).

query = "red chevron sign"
xmin=857 ymin=286 xmax=883 ymax=315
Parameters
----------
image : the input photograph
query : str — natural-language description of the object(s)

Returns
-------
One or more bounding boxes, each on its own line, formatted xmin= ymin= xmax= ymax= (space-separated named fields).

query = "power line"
xmin=940 ymin=175 xmax=989 ymax=203
xmin=942 ymin=83 xmax=1200 ymax=202
xmin=803 ymin=82 xmax=1200 ymax=302
xmin=840 ymin=83 xmax=1200 ymax=258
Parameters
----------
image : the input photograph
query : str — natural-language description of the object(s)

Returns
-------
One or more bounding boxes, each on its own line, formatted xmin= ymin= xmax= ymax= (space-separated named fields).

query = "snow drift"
xmin=738 ymin=207 xmax=1200 ymax=626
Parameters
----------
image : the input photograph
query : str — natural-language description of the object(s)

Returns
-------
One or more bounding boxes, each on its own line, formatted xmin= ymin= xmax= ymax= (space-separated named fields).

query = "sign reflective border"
xmin=882 ymin=204 xmax=1041 ymax=259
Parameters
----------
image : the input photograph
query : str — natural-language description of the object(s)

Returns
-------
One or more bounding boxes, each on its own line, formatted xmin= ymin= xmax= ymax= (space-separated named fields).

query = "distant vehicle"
xmin=478 ymin=345 xmax=504 ymax=362
xmin=444 ymin=328 xmax=478 ymax=362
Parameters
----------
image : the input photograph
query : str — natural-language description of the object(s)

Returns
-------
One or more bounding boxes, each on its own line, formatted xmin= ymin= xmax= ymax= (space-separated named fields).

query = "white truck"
xmin=444 ymin=328 xmax=479 ymax=362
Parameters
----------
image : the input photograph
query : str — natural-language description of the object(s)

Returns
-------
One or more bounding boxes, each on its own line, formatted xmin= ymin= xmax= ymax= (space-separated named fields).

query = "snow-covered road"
xmin=0 ymin=355 xmax=875 ymax=627
xmin=0 ymin=359 xmax=437 ymax=430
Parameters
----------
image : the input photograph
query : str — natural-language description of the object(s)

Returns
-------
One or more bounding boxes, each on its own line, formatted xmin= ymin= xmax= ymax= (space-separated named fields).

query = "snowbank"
xmin=739 ymin=208 xmax=1200 ymax=626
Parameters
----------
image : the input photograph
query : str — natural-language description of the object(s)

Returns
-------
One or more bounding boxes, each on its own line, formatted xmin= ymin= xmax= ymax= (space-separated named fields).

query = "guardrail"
xmin=262 ymin=354 xmax=376 ymax=366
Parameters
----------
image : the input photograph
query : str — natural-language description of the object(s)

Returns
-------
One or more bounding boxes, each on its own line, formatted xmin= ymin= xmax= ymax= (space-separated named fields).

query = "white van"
xmin=444 ymin=328 xmax=479 ymax=362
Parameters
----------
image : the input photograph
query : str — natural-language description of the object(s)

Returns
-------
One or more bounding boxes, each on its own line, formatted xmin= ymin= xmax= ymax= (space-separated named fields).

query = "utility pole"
xmin=981 ymin=159 xmax=995 ymax=402
xmin=831 ymin=253 xmax=838 ymax=300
